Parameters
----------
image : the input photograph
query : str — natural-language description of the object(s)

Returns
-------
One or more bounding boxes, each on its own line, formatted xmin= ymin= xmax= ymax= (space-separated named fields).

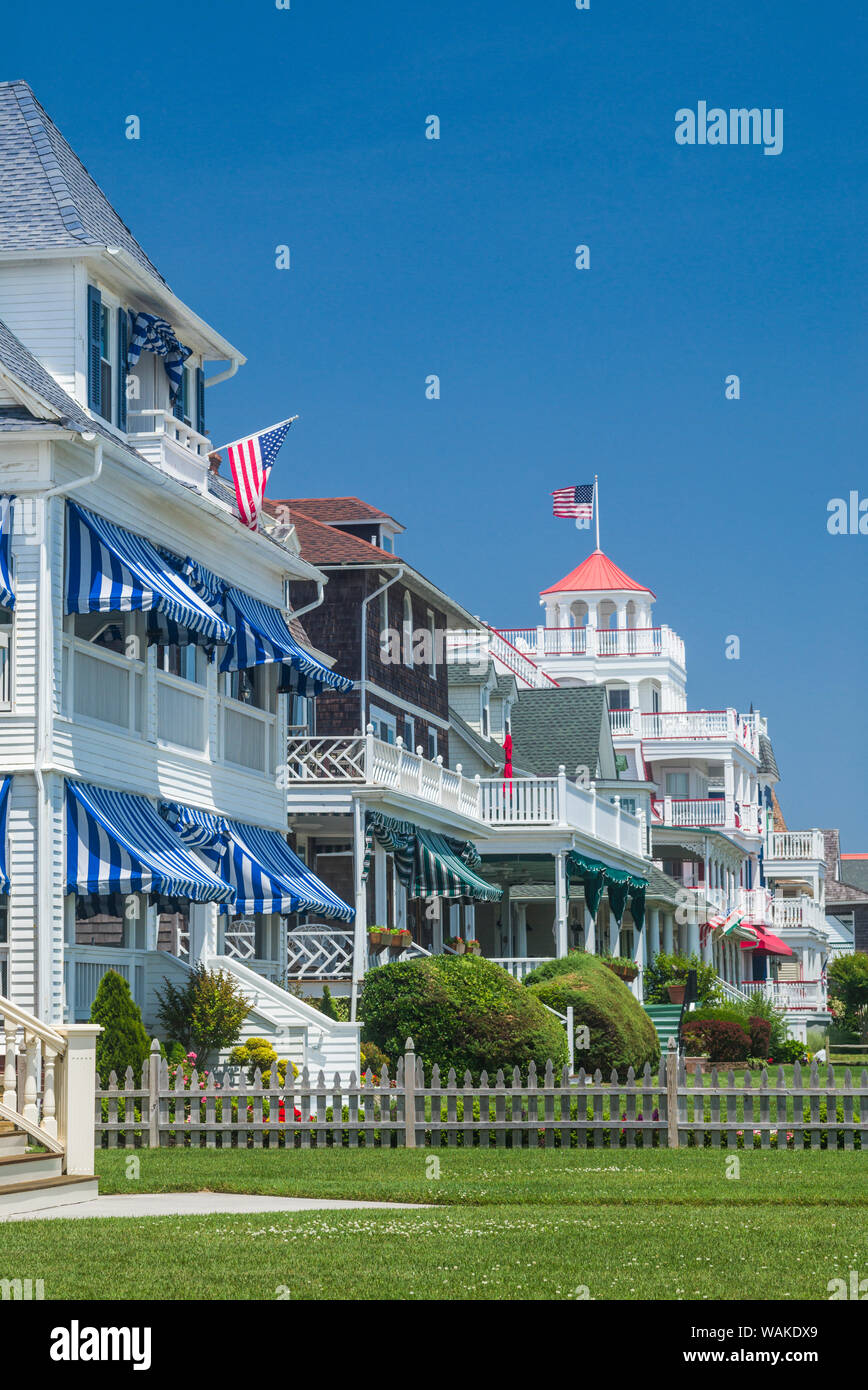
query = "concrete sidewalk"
xmin=1 ymin=1191 xmax=429 ymax=1222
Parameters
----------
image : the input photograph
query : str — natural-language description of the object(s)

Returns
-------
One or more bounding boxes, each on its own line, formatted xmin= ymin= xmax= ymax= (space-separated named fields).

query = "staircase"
xmin=0 ymin=1120 xmax=98 ymax=1216
xmin=1 ymin=995 xmax=100 ymax=1218
xmin=644 ymin=1004 xmax=682 ymax=1050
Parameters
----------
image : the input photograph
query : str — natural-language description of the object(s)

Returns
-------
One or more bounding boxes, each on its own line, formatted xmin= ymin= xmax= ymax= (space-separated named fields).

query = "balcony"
xmin=638 ymin=708 xmax=759 ymax=756
xmin=127 ymin=409 xmax=214 ymax=489
xmin=491 ymin=624 xmax=686 ymax=668
xmin=770 ymin=896 xmax=827 ymax=935
xmin=478 ymin=771 xmax=647 ymax=858
xmin=654 ymin=796 xmax=760 ymax=835
xmin=285 ymin=729 xmax=482 ymax=820
xmin=766 ymin=831 xmax=826 ymax=863
xmin=445 ymin=628 xmax=556 ymax=691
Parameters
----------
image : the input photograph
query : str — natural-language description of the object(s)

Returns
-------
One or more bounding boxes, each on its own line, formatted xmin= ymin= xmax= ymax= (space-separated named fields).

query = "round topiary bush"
xmin=524 ymin=951 xmax=660 ymax=1076
xmin=359 ymin=955 xmax=568 ymax=1081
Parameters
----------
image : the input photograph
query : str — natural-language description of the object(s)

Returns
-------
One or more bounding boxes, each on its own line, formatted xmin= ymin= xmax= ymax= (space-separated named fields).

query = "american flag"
xmin=552 ymin=483 xmax=595 ymax=519
xmin=226 ymin=418 xmax=296 ymax=531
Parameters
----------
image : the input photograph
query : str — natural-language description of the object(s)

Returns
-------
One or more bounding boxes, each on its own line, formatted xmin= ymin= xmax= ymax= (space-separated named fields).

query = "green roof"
xmin=510 ymin=685 xmax=611 ymax=779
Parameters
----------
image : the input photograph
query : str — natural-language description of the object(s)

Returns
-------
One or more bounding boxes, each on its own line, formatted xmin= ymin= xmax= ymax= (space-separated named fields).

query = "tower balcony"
xmin=493 ymin=623 xmax=686 ymax=668
xmin=653 ymin=795 xmax=761 ymax=835
xmin=608 ymin=707 xmax=760 ymax=757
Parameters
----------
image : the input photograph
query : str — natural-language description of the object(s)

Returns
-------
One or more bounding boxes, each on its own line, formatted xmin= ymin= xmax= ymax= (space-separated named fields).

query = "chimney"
xmin=208 ymin=451 xmax=222 ymax=475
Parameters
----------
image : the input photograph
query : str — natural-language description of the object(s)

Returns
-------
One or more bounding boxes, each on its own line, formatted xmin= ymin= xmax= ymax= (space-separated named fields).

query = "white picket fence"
xmin=93 ymin=1038 xmax=868 ymax=1150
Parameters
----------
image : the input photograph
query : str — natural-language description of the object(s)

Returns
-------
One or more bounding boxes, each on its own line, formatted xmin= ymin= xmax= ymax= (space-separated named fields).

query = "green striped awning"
xmin=412 ymin=829 xmax=502 ymax=903
xmin=362 ymin=811 xmax=416 ymax=887
xmin=567 ymin=851 xmax=647 ymax=929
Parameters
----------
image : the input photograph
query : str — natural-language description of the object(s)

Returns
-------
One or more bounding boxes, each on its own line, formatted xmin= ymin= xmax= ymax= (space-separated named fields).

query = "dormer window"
xmin=481 ymin=687 xmax=491 ymax=738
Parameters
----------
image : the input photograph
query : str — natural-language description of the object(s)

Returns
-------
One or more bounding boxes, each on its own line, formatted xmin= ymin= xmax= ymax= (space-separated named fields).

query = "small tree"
xmin=319 ymin=984 xmax=339 ymax=1020
xmin=827 ymin=953 xmax=868 ymax=1039
xmin=154 ymin=965 xmax=250 ymax=1068
xmin=90 ymin=969 xmax=151 ymax=1084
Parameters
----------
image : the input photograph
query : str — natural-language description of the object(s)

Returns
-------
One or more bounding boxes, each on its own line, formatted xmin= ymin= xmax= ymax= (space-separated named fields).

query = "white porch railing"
xmin=740 ymin=978 xmax=827 ymax=1012
xmin=478 ymin=770 xmax=647 ymax=857
xmin=445 ymin=628 xmax=557 ymax=690
xmin=285 ymin=928 xmax=430 ymax=980
xmin=487 ymin=624 xmax=686 ymax=668
xmin=715 ymin=978 xmax=751 ymax=1005
xmin=1 ymin=993 xmax=99 ymax=1174
xmin=489 ymin=957 xmax=553 ymax=982
xmin=766 ymin=830 xmax=826 ymax=862
xmin=285 ymin=727 xmax=481 ymax=819
xmin=220 ymin=694 xmax=275 ymax=775
xmin=656 ymin=797 xmax=759 ymax=834
xmin=64 ymin=946 xmax=149 ymax=1022
xmin=771 ymin=896 xmax=826 ymax=934
xmin=127 ymin=409 xmax=214 ymax=493
xmin=640 ymin=708 xmax=759 ymax=755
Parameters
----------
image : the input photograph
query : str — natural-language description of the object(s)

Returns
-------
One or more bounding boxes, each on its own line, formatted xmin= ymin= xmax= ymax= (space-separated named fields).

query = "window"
xmin=481 ymin=687 xmax=491 ymax=738
xmin=607 ymin=687 xmax=630 ymax=711
xmin=99 ymin=305 xmax=113 ymax=423
xmin=403 ymin=715 xmax=414 ymax=749
xmin=0 ymin=899 xmax=7 ymax=996
xmin=73 ymin=611 xmax=135 ymax=655
xmin=0 ymin=603 xmax=12 ymax=708
xmin=651 ymin=686 xmax=661 ymax=713
xmin=288 ymin=694 xmax=314 ymax=733
xmin=225 ymin=665 xmax=270 ymax=710
xmin=427 ymin=609 xmax=437 ymax=678
xmin=428 ymin=727 xmax=439 ymax=761
xmin=503 ymin=700 xmax=512 ymax=735
xmin=174 ymin=366 xmax=193 ymax=426
xmin=666 ymin=772 xmax=689 ymax=798
xmin=618 ymin=797 xmax=637 ymax=815
xmin=380 ymin=531 xmax=393 ymax=553
xmin=370 ymin=705 xmax=397 ymax=744
xmin=157 ymin=643 xmax=204 ymax=684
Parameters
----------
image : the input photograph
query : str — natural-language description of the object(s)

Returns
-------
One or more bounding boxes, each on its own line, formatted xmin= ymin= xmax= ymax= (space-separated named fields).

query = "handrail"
xmin=0 ymin=1100 xmax=64 ymax=1154
xmin=0 ymin=993 xmax=67 ymax=1055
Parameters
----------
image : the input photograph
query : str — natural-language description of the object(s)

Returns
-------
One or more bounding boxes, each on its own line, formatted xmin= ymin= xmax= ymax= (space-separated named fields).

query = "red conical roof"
xmin=540 ymin=549 xmax=655 ymax=597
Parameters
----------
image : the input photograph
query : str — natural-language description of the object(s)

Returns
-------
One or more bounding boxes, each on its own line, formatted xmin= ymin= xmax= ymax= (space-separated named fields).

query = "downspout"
xmin=26 ymin=436 xmax=103 ymax=1019
xmin=288 ymin=579 xmax=324 ymax=623
xmin=203 ymin=358 xmax=241 ymax=390
xmin=359 ymin=566 xmax=404 ymax=732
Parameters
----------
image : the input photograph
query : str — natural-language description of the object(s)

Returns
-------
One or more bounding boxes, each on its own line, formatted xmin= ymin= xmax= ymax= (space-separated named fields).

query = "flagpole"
xmin=594 ymin=474 xmax=600 ymax=550
xmin=211 ymin=415 xmax=299 ymax=455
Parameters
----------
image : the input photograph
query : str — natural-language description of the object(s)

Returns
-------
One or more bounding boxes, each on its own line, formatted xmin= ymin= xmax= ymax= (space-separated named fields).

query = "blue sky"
xmin=7 ymin=1 xmax=867 ymax=843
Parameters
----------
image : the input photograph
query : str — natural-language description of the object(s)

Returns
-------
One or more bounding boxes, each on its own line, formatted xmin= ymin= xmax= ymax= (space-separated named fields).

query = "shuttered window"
xmin=87 ymin=284 xmax=102 ymax=414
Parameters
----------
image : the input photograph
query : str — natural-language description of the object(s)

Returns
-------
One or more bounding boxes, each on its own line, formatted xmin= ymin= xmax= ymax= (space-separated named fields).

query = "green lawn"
xmin=1 ymin=1149 xmax=865 ymax=1301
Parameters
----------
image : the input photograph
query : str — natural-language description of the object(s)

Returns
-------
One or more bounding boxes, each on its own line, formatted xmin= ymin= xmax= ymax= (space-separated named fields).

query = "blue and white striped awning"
xmin=65 ymin=502 xmax=233 ymax=648
xmin=160 ymin=801 xmax=354 ymax=920
xmin=66 ymin=781 xmax=234 ymax=904
xmin=219 ymin=586 xmax=354 ymax=692
xmin=0 ymin=776 xmax=11 ymax=894
xmin=0 ymin=496 xmax=15 ymax=610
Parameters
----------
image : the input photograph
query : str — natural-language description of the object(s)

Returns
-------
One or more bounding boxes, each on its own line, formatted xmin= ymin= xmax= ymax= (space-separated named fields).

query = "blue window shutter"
xmin=116 ymin=307 xmax=129 ymax=431
xmin=87 ymin=285 xmax=102 ymax=413
xmin=196 ymin=366 xmax=205 ymax=436
xmin=173 ymin=368 xmax=186 ymax=422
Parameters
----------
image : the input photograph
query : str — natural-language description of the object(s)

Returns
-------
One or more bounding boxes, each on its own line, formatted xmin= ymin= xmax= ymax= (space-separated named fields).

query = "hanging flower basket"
xmin=388 ymin=928 xmax=412 ymax=953
xmin=604 ymin=957 xmax=638 ymax=983
xmin=368 ymin=928 xmax=387 ymax=949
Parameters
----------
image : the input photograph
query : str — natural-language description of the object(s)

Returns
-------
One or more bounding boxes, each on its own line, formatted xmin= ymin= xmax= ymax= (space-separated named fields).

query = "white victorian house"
xmin=0 ymin=81 xmax=360 ymax=1078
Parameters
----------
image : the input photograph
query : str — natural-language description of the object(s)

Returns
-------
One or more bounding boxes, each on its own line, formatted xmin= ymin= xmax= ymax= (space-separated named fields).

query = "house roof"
xmin=0 ymin=81 xmax=166 ymax=287
xmin=447 ymin=660 xmax=495 ymax=687
xmin=448 ymin=708 xmax=507 ymax=771
xmin=839 ymin=855 xmax=868 ymax=895
xmin=268 ymin=496 xmax=404 ymax=531
xmin=510 ymin=685 xmax=610 ymax=778
xmin=287 ymin=508 xmax=397 ymax=565
xmin=540 ymin=549 xmax=655 ymax=598
xmin=769 ymin=786 xmax=787 ymax=833
xmin=758 ymin=733 xmax=780 ymax=780
xmin=539 ymin=547 xmax=653 ymax=597
xmin=824 ymin=830 xmax=868 ymax=904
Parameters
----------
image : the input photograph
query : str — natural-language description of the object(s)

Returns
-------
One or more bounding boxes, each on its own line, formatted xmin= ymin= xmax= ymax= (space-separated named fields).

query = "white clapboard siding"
xmin=0 ymin=261 xmax=77 ymax=397
xmin=7 ymin=773 xmax=37 ymax=1008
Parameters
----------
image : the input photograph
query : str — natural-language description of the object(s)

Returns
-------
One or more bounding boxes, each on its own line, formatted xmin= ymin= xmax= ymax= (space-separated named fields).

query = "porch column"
xmin=188 ymin=902 xmax=217 ymax=967
xmin=584 ymin=906 xmax=596 ymax=955
xmin=515 ymin=903 xmax=527 ymax=956
xmin=609 ymin=911 xmax=621 ymax=956
xmin=430 ymin=896 xmax=444 ymax=954
xmin=394 ymin=864 xmax=407 ymax=931
xmin=648 ymin=907 xmax=661 ymax=964
xmin=662 ymin=911 xmax=674 ymax=954
xmin=350 ymin=797 xmax=367 ymax=1021
xmin=373 ymin=843 xmax=388 ymax=925
xmin=465 ymin=903 xmax=476 ymax=942
xmin=686 ymin=917 xmax=700 ymax=959
xmin=632 ymin=913 xmax=646 ymax=1000
xmin=554 ymin=850 xmax=569 ymax=958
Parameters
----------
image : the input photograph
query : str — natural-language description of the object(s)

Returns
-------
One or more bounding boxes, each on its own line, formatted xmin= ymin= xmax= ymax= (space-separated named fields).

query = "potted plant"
xmin=465 ymin=939 xmax=482 ymax=957
xmin=448 ymin=935 xmax=466 ymax=955
xmin=603 ymin=955 xmax=638 ymax=983
xmin=388 ymin=927 xmax=412 ymax=953
xmin=667 ymin=982 xmax=686 ymax=1005
xmin=368 ymin=926 xmax=388 ymax=950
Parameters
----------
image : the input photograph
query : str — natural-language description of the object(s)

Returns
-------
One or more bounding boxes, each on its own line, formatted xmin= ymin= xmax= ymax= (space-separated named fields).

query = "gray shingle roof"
xmin=449 ymin=708 xmax=505 ymax=770
xmin=758 ymin=733 xmax=779 ymax=779
xmin=510 ymin=685 xmax=607 ymax=779
xmin=447 ymin=660 xmax=494 ymax=686
xmin=0 ymin=81 xmax=166 ymax=286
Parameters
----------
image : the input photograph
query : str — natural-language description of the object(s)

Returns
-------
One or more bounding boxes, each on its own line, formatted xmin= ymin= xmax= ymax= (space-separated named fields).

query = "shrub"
xmin=827 ymin=953 xmax=868 ymax=1038
xmin=90 ymin=970 xmax=151 ymax=1084
xmin=643 ymin=952 xmax=722 ymax=1006
xmin=525 ymin=951 xmax=660 ymax=1076
xmin=746 ymin=1016 xmax=771 ymax=1057
xmin=359 ymin=1041 xmax=390 ymax=1080
xmin=359 ymin=955 xmax=568 ymax=1082
xmin=154 ymin=965 xmax=250 ymax=1068
xmin=682 ymin=1017 xmax=751 ymax=1062
xmin=227 ymin=1037 xmax=297 ymax=1087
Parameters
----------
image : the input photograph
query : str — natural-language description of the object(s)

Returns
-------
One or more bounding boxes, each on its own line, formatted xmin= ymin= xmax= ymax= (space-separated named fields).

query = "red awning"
xmin=740 ymin=927 xmax=793 ymax=957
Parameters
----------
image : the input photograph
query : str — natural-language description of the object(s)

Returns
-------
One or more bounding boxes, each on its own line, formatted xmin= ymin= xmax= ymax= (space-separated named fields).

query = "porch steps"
xmin=644 ymin=1004 xmax=682 ymax=1048
xmin=0 ymin=1125 xmax=99 ymax=1217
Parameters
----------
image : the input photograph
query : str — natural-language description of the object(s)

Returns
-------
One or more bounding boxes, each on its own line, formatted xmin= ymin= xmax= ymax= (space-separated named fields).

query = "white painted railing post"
xmin=436 ymin=754 xmax=444 ymax=803
xmin=474 ymin=773 xmax=481 ymax=818
xmin=2 ymin=1022 xmax=16 ymax=1111
xmin=55 ymin=1023 xmax=101 ymax=1175
xmin=42 ymin=1046 xmax=58 ymax=1138
xmin=557 ymin=765 xmax=568 ymax=826
xmin=666 ymin=1038 xmax=679 ymax=1149
xmin=613 ymin=795 xmax=621 ymax=847
xmin=23 ymin=1034 xmax=40 ymax=1124
xmin=403 ymin=1037 xmax=417 ymax=1149
xmin=663 ymin=795 xmax=672 ymax=826
xmin=364 ymin=722 xmax=375 ymax=780
xmin=148 ymin=1038 xmax=161 ymax=1149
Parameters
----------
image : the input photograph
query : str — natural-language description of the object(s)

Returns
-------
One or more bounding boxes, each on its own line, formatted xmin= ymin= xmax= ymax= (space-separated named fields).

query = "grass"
xmin=2 ymin=1149 xmax=866 ymax=1301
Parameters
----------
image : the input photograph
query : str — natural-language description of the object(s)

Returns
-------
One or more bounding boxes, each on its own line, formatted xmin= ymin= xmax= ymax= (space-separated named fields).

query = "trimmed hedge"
xmin=524 ymin=951 xmax=660 ymax=1076
xmin=359 ymin=955 xmax=568 ymax=1081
